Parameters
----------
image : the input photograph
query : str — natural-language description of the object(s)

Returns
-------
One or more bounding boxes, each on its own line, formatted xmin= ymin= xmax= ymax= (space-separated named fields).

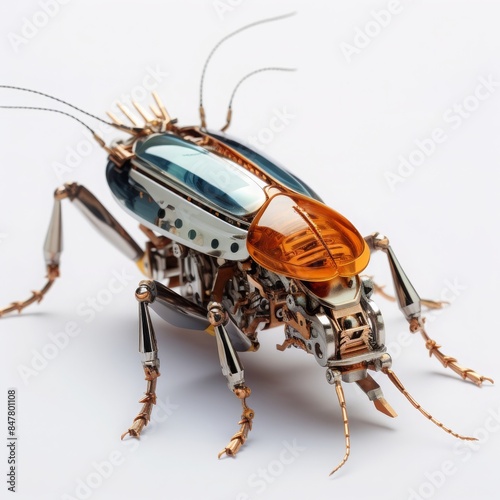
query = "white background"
xmin=1 ymin=1 xmax=499 ymax=499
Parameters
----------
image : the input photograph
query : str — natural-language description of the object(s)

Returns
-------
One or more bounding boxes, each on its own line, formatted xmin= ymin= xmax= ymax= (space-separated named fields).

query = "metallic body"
xmin=0 ymin=98 xmax=492 ymax=473
xmin=0 ymin=16 xmax=493 ymax=473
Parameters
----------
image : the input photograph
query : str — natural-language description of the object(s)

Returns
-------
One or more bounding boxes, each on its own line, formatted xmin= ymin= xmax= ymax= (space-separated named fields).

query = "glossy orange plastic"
xmin=247 ymin=193 xmax=370 ymax=281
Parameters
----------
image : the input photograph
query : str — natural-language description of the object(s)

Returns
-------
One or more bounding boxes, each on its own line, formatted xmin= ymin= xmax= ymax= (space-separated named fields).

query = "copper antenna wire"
xmin=198 ymin=12 xmax=296 ymax=128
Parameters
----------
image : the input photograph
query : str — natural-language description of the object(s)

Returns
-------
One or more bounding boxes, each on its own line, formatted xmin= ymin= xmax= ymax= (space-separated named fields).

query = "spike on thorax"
xmin=132 ymin=101 xmax=155 ymax=124
xmin=152 ymin=91 xmax=171 ymax=123
xmin=116 ymin=102 xmax=141 ymax=126
xmin=101 ymin=93 xmax=178 ymax=166
xmin=107 ymin=93 xmax=175 ymax=136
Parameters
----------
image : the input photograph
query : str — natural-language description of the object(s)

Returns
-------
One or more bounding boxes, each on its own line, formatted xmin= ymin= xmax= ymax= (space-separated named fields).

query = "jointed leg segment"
xmin=121 ymin=363 xmax=160 ymax=439
xmin=0 ymin=181 xmax=143 ymax=318
xmin=208 ymin=301 xmax=255 ymax=459
xmin=218 ymin=386 xmax=254 ymax=458
xmin=122 ymin=281 xmax=161 ymax=439
xmin=411 ymin=318 xmax=494 ymax=386
xmin=365 ymin=232 xmax=493 ymax=386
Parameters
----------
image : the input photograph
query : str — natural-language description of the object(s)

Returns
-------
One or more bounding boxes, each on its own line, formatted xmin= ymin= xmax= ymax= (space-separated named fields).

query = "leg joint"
xmin=135 ymin=279 xmax=157 ymax=304
xmin=54 ymin=181 xmax=80 ymax=201
xmin=365 ymin=232 xmax=390 ymax=251
xmin=207 ymin=301 xmax=228 ymax=326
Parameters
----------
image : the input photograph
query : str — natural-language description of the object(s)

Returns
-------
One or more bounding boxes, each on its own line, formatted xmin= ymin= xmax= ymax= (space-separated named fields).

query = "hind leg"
xmin=0 ymin=182 xmax=143 ymax=317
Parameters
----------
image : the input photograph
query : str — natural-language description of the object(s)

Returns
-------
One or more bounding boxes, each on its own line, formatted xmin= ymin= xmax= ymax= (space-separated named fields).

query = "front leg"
xmin=365 ymin=232 xmax=493 ymax=386
xmin=121 ymin=279 xmax=211 ymax=439
xmin=208 ymin=301 xmax=255 ymax=458
xmin=121 ymin=281 xmax=160 ymax=439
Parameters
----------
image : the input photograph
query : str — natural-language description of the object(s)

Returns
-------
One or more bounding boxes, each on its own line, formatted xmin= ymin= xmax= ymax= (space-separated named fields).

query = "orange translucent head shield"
xmin=247 ymin=193 xmax=370 ymax=281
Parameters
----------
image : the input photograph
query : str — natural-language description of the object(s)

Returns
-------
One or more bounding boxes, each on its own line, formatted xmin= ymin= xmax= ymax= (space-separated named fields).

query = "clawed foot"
xmin=411 ymin=318 xmax=494 ymax=387
xmin=121 ymin=392 xmax=157 ymax=439
xmin=0 ymin=267 xmax=58 ymax=318
xmin=121 ymin=365 xmax=159 ymax=439
xmin=218 ymin=386 xmax=254 ymax=458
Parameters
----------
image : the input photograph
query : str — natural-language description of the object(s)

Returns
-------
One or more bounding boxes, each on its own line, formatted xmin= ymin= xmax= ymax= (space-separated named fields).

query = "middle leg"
xmin=208 ymin=301 xmax=255 ymax=458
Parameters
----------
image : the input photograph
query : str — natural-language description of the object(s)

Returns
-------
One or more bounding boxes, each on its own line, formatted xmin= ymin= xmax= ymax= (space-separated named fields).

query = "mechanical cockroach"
xmin=0 ymin=14 xmax=493 ymax=475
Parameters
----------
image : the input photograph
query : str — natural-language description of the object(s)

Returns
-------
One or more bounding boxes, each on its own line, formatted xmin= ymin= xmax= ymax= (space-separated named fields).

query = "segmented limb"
xmin=410 ymin=318 xmax=494 ymax=386
xmin=0 ymin=266 xmax=58 ymax=317
xmin=1 ymin=182 xmax=143 ymax=318
xmin=208 ymin=301 xmax=255 ymax=458
xmin=122 ymin=281 xmax=160 ymax=439
xmin=382 ymin=367 xmax=476 ymax=441
xmin=121 ymin=363 xmax=160 ymax=439
xmin=218 ymin=386 xmax=254 ymax=458
xmin=365 ymin=232 xmax=493 ymax=386
xmin=121 ymin=280 xmax=210 ymax=440
xmin=329 ymin=370 xmax=351 ymax=476
xmin=0 ymin=185 xmax=64 ymax=317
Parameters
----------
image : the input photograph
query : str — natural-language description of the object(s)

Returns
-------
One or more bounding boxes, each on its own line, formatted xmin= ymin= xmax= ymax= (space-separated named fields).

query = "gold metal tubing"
xmin=116 ymin=102 xmax=140 ymax=126
xmin=132 ymin=101 xmax=154 ymax=123
xmin=199 ymin=105 xmax=207 ymax=129
xmin=382 ymin=367 xmax=476 ymax=441
xmin=152 ymin=91 xmax=171 ymax=123
xmin=220 ymin=108 xmax=232 ymax=132
xmin=329 ymin=377 xmax=351 ymax=476
xmin=149 ymin=104 xmax=162 ymax=119
xmin=106 ymin=111 xmax=124 ymax=126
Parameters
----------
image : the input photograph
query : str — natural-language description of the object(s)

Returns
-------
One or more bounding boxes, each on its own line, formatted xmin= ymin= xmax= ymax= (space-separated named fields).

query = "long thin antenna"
xmin=329 ymin=371 xmax=351 ymax=476
xmin=1 ymin=103 xmax=137 ymax=164
xmin=220 ymin=67 xmax=296 ymax=132
xmin=0 ymin=105 xmax=96 ymax=134
xmin=0 ymin=85 xmax=139 ymax=133
xmin=0 ymin=104 xmax=119 ymax=157
xmin=199 ymin=11 xmax=296 ymax=128
xmin=1 ymin=85 xmax=118 ymax=127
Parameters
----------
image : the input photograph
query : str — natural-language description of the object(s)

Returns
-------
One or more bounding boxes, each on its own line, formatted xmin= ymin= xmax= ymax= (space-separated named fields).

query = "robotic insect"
xmin=0 ymin=15 xmax=493 ymax=475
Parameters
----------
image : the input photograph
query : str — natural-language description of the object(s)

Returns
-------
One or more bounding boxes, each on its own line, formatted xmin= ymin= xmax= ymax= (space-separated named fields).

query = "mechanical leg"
xmin=365 ymin=232 xmax=493 ymax=386
xmin=121 ymin=281 xmax=160 ymax=439
xmin=121 ymin=279 xmax=210 ymax=439
xmin=0 ymin=181 xmax=143 ymax=317
xmin=208 ymin=301 xmax=255 ymax=458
